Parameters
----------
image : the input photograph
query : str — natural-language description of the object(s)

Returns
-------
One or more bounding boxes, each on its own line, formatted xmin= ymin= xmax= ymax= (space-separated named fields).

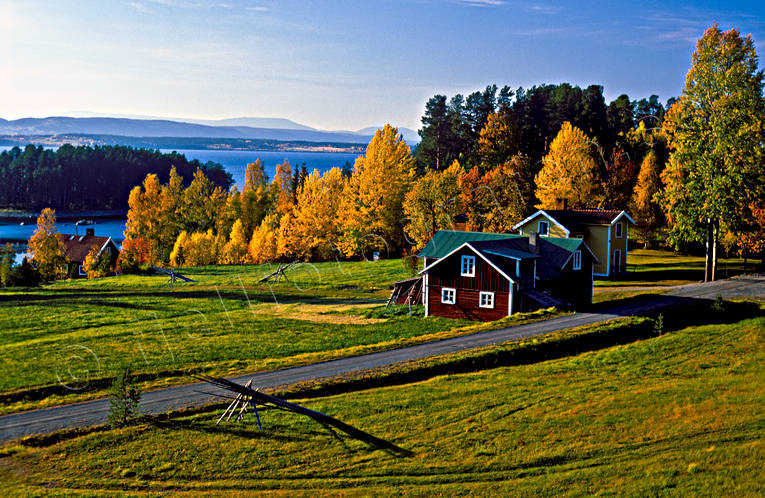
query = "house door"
xmin=613 ymin=250 xmax=621 ymax=274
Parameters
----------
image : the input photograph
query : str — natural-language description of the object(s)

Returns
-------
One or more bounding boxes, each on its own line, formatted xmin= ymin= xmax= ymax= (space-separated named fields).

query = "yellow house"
xmin=512 ymin=209 xmax=635 ymax=277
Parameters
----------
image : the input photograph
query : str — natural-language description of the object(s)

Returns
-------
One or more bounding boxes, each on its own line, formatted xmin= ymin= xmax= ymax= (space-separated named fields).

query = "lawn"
xmin=1 ymin=302 xmax=762 ymax=495
xmin=594 ymin=248 xmax=752 ymax=289
xmin=0 ymin=259 xmax=566 ymax=414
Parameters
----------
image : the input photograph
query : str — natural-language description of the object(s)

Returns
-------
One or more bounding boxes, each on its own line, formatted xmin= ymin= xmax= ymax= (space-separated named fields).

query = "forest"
xmin=11 ymin=26 xmax=765 ymax=283
xmin=0 ymin=144 xmax=233 ymax=210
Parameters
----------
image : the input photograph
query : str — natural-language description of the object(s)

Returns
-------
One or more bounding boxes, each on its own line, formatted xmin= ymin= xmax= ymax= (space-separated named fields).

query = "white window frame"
xmin=572 ymin=250 xmax=582 ymax=270
xmin=614 ymin=249 xmax=622 ymax=273
xmin=538 ymin=220 xmax=549 ymax=236
xmin=479 ymin=291 xmax=494 ymax=309
xmin=615 ymin=222 xmax=623 ymax=238
xmin=441 ymin=287 xmax=456 ymax=304
xmin=78 ymin=264 xmax=87 ymax=276
xmin=460 ymin=255 xmax=475 ymax=277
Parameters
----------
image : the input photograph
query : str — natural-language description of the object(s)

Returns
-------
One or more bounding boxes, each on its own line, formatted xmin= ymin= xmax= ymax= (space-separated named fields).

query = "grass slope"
xmin=1 ymin=306 xmax=762 ymax=495
xmin=0 ymin=259 xmax=566 ymax=414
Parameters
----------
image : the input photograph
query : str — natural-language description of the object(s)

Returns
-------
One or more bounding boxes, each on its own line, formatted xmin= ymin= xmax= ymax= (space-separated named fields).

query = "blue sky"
xmin=1 ymin=0 xmax=763 ymax=131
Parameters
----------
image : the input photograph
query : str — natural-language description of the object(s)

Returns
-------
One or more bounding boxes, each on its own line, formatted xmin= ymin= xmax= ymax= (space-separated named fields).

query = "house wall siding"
xmin=585 ymin=225 xmax=610 ymax=275
xmin=426 ymin=247 xmax=511 ymax=321
xmin=517 ymin=215 xmax=567 ymax=238
xmin=546 ymin=251 xmax=595 ymax=307
xmin=611 ymin=225 xmax=628 ymax=273
xmin=428 ymin=285 xmax=510 ymax=321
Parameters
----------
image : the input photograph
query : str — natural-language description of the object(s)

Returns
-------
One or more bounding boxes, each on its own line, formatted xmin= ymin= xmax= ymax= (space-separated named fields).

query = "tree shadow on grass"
xmin=0 ymin=288 xmax=383 ymax=308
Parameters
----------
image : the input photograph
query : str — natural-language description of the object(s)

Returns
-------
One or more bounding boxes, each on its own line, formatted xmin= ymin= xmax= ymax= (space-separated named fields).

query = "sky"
xmin=1 ymin=0 xmax=763 ymax=131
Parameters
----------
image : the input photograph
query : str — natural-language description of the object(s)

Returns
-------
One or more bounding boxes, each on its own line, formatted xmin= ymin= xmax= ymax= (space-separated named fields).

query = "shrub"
xmin=108 ymin=365 xmax=142 ymax=429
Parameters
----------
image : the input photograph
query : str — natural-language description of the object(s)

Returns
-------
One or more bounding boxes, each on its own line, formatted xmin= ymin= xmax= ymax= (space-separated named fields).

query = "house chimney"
xmin=529 ymin=231 xmax=540 ymax=253
xmin=556 ymin=198 xmax=568 ymax=210
xmin=86 ymin=228 xmax=95 ymax=237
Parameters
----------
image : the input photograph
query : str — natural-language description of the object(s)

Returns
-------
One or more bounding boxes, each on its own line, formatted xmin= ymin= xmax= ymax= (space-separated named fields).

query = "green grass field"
xmin=2 ymin=303 xmax=762 ymax=495
xmin=0 ymin=259 xmax=568 ymax=414
xmin=594 ymin=248 xmax=751 ymax=288
xmin=0 ymin=248 xmax=756 ymax=414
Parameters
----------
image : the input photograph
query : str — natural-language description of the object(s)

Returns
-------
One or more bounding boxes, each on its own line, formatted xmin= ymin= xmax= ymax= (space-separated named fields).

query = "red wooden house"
xmin=419 ymin=230 xmax=598 ymax=321
xmin=57 ymin=228 xmax=120 ymax=278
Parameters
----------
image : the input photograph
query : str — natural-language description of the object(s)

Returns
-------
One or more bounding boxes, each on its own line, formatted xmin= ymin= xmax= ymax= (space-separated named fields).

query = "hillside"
xmin=1 ymin=302 xmax=762 ymax=494
xmin=0 ymin=117 xmax=421 ymax=147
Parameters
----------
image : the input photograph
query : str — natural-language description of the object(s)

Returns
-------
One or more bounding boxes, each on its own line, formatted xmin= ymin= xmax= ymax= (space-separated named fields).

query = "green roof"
xmin=418 ymin=230 xmax=522 ymax=259
xmin=543 ymin=237 xmax=584 ymax=253
xmin=482 ymin=248 xmax=540 ymax=260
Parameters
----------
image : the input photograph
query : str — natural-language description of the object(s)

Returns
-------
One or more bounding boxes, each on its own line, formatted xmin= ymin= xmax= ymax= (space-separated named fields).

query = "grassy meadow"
xmin=1 ymin=302 xmax=762 ymax=495
xmin=0 ymin=258 xmax=568 ymax=414
xmin=0 ymin=248 xmax=756 ymax=414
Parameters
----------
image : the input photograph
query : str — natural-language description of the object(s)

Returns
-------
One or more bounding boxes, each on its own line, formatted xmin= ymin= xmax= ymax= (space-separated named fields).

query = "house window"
xmin=538 ymin=220 xmax=549 ymax=236
xmin=78 ymin=264 xmax=87 ymax=276
xmin=479 ymin=291 xmax=494 ymax=309
xmin=461 ymin=255 xmax=475 ymax=277
xmin=441 ymin=287 xmax=456 ymax=304
xmin=572 ymin=250 xmax=582 ymax=270
xmin=615 ymin=222 xmax=623 ymax=238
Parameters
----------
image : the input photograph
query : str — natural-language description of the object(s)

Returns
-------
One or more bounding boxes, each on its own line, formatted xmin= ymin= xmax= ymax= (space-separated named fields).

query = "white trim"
xmin=610 ymin=211 xmax=636 ymax=225
xmin=572 ymin=250 xmax=582 ymax=270
xmin=614 ymin=222 xmax=623 ymax=239
xmin=441 ymin=287 xmax=456 ymax=304
xmin=420 ymin=242 xmax=516 ymax=283
xmin=509 ymin=282 xmax=515 ymax=315
xmin=460 ymin=255 xmax=476 ymax=277
xmin=614 ymin=249 xmax=622 ymax=273
xmin=424 ymin=274 xmax=429 ymax=316
xmin=479 ymin=291 xmax=495 ymax=309
xmin=560 ymin=240 xmax=600 ymax=268
xmin=78 ymin=264 xmax=87 ymax=276
xmin=605 ymin=224 xmax=612 ymax=277
xmin=537 ymin=220 xmax=549 ymax=236
xmin=625 ymin=223 xmax=629 ymax=271
xmin=515 ymin=259 xmax=520 ymax=276
xmin=511 ymin=210 xmax=571 ymax=237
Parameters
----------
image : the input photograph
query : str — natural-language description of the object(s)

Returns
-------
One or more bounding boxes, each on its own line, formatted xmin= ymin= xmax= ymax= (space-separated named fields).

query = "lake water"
xmin=0 ymin=147 xmax=362 ymax=249
xmin=160 ymin=149 xmax=361 ymax=188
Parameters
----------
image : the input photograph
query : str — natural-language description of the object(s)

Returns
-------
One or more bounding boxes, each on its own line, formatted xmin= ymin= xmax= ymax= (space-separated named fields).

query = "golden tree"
xmin=221 ymin=218 xmax=250 ymax=264
xmin=403 ymin=160 xmax=463 ymax=249
xmin=27 ymin=208 xmax=67 ymax=281
xmin=338 ymin=125 xmax=414 ymax=257
xmin=282 ymin=167 xmax=347 ymax=260
xmin=241 ymin=159 xmax=270 ymax=236
xmin=82 ymin=246 xmax=112 ymax=279
xmin=661 ymin=25 xmax=764 ymax=281
xmin=248 ymin=214 xmax=279 ymax=264
xmin=534 ymin=122 xmax=604 ymax=209
xmin=477 ymin=110 xmax=519 ymax=172
xmin=272 ymin=160 xmax=294 ymax=218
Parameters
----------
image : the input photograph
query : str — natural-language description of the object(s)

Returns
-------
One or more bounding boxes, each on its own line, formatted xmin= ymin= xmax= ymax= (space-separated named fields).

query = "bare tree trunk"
xmin=711 ymin=220 xmax=718 ymax=282
xmin=705 ymin=218 xmax=713 ymax=282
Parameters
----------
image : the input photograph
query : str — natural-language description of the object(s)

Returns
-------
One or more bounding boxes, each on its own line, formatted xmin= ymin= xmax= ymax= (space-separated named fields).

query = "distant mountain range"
xmin=0 ymin=115 xmax=420 ymax=146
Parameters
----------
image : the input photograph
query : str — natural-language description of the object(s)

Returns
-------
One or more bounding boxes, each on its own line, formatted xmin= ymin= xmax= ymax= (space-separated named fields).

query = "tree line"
xmin=17 ymin=25 xmax=765 ymax=283
xmin=118 ymin=25 xmax=762 ymax=277
xmin=0 ymin=144 xmax=233 ymax=210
